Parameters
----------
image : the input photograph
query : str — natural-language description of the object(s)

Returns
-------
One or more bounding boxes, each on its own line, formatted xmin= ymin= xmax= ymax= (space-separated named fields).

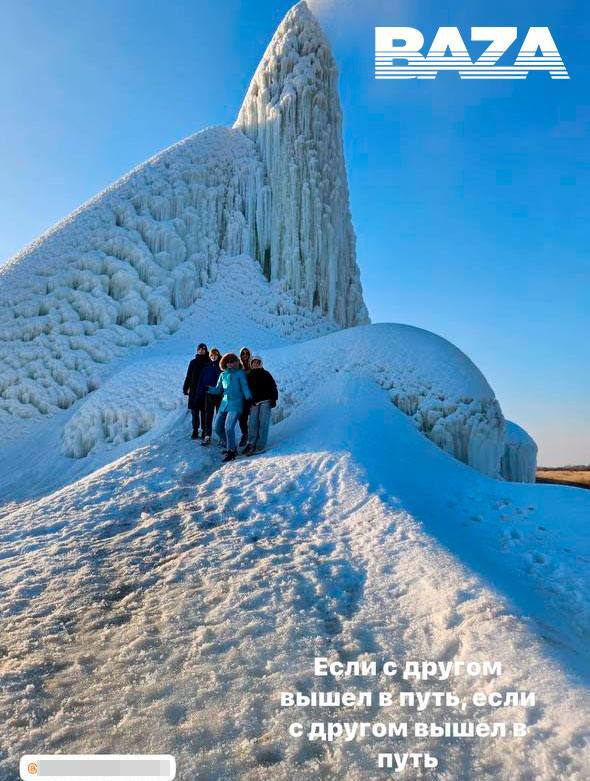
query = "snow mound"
xmin=501 ymin=420 xmax=538 ymax=483
xmin=61 ymin=320 xmax=505 ymax=476
xmin=269 ymin=323 xmax=506 ymax=477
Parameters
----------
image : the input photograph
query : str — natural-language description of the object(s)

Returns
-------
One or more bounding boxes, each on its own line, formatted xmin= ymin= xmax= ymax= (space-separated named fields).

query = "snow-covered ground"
xmin=1 ymin=371 xmax=588 ymax=780
xmin=2 ymin=254 xmax=587 ymax=778
xmin=0 ymin=257 xmax=588 ymax=780
xmin=0 ymin=3 xmax=586 ymax=779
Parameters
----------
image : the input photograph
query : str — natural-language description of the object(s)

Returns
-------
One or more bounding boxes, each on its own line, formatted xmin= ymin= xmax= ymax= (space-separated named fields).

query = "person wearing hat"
xmin=196 ymin=347 xmax=222 ymax=445
xmin=182 ymin=342 xmax=209 ymax=439
xmin=208 ymin=352 xmax=253 ymax=462
xmin=243 ymin=355 xmax=278 ymax=455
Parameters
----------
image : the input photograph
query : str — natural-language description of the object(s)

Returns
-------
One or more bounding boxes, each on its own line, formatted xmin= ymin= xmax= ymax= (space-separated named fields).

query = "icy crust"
xmin=501 ymin=420 xmax=538 ymax=483
xmin=61 ymin=358 xmax=182 ymax=458
xmin=269 ymin=323 xmax=506 ymax=478
xmin=1 ymin=253 xmax=335 ymax=448
xmin=235 ymin=1 xmax=368 ymax=327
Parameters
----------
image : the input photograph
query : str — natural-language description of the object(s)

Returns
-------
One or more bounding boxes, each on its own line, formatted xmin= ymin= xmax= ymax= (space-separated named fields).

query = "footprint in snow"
xmin=164 ymin=703 xmax=187 ymax=726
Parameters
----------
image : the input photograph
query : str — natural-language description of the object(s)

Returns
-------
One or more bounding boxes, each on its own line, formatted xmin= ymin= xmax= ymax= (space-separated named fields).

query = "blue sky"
xmin=0 ymin=0 xmax=587 ymax=464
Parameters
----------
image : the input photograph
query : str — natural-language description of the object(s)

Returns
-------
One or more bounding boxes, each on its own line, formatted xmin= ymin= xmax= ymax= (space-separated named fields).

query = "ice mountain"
xmin=0 ymin=1 xmax=529 ymax=481
xmin=0 ymin=1 xmax=370 ymax=447
xmin=1 ymin=4 xmax=589 ymax=780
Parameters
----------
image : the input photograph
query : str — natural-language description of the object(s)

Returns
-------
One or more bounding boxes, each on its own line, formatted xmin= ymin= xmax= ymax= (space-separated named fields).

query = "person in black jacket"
xmin=243 ymin=355 xmax=278 ymax=455
xmin=238 ymin=346 xmax=252 ymax=447
xmin=196 ymin=347 xmax=222 ymax=445
xmin=183 ymin=343 xmax=209 ymax=439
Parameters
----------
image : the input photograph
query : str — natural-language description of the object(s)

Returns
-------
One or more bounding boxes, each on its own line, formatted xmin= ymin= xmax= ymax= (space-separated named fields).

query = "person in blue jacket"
xmin=195 ymin=347 xmax=222 ymax=446
xmin=207 ymin=352 xmax=252 ymax=462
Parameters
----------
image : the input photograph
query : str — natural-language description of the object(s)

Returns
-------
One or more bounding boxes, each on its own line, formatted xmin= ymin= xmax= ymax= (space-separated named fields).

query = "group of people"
xmin=183 ymin=345 xmax=279 ymax=462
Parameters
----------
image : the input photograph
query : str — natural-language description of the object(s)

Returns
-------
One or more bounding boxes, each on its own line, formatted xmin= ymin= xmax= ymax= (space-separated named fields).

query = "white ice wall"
xmin=501 ymin=420 xmax=538 ymax=483
xmin=0 ymin=128 xmax=272 ymax=440
xmin=0 ymin=2 xmax=372 ymax=439
xmin=234 ymin=1 xmax=368 ymax=328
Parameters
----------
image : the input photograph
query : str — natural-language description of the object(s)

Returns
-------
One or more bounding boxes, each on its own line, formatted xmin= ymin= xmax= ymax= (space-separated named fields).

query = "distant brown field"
xmin=536 ymin=469 xmax=590 ymax=489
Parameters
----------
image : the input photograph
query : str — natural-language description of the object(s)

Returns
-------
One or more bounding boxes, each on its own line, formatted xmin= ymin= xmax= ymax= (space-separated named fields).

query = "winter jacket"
xmin=208 ymin=368 xmax=252 ymax=414
xmin=195 ymin=359 xmax=221 ymax=405
xmin=247 ymin=368 xmax=278 ymax=406
xmin=183 ymin=354 xmax=209 ymax=409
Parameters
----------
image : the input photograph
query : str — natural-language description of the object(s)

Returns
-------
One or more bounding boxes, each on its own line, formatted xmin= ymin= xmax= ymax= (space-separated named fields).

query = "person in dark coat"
xmin=238 ymin=346 xmax=252 ymax=447
xmin=183 ymin=343 xmax=209 ymax=439
xmin=243 ymin=355 xmax=278 ymax=455
xmin=197 ymin=347 xmax=222 ymax=445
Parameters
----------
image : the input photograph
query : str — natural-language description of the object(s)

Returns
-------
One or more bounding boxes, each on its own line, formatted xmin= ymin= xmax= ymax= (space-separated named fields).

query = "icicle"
xmin=234 ymin=1 xmax=369 ymax=327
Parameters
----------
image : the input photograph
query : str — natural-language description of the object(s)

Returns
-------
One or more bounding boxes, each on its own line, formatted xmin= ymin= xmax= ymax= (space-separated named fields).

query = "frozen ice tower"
xmin=235 ymin=1 xmax=369 ymax=327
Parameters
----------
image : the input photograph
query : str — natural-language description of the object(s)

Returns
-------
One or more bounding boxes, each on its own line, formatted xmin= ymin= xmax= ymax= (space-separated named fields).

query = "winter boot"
xmin=243 ymin=443 xmax=255 ymax=456
xmin=239 ymin=433 xmax=248 ymax=448
xmin=222 ymin=449 xmax=237 ymax=463
xmin=191 ymin=430 xmax=199 ymax=440
xmin=201 ymin=436 xmax=211 ymax=446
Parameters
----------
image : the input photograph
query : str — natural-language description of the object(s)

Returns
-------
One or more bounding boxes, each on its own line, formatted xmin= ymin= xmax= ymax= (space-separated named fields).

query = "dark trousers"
xmin=239 ymin=400 xmax=252 ymax=437
xmin=204 ymin=394 xmax=221 ymax=437
xmin=191 ymin=405 xmax=206 ymax=435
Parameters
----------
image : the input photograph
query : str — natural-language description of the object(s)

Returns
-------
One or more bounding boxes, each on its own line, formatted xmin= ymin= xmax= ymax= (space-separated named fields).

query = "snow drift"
xmin=61 ymin=317 xmax=506 ymax=476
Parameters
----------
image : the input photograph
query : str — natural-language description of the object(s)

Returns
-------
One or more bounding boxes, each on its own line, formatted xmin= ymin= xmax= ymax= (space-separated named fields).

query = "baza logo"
xmin=375 ymin=27 xmax=569 ymax=80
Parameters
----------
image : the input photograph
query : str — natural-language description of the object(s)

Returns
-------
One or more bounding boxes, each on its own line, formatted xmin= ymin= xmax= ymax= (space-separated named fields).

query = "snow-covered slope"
xmin=0 ymin=375 xmax=588 ymax=780
xmin=61 ymin=320 xmax=505 ymax=471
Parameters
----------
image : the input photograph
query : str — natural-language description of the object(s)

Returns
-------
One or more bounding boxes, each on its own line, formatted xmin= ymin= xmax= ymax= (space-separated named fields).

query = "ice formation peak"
xmin=0 ymin=2 xmax=537 ymax=481
xmin=235 ymin=2 xmax=368 ymax=328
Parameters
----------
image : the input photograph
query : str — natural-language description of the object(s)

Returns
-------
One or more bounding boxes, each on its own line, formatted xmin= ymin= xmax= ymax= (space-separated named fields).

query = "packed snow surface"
xmin=0 ymin=376 xmax=588 ymax=781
